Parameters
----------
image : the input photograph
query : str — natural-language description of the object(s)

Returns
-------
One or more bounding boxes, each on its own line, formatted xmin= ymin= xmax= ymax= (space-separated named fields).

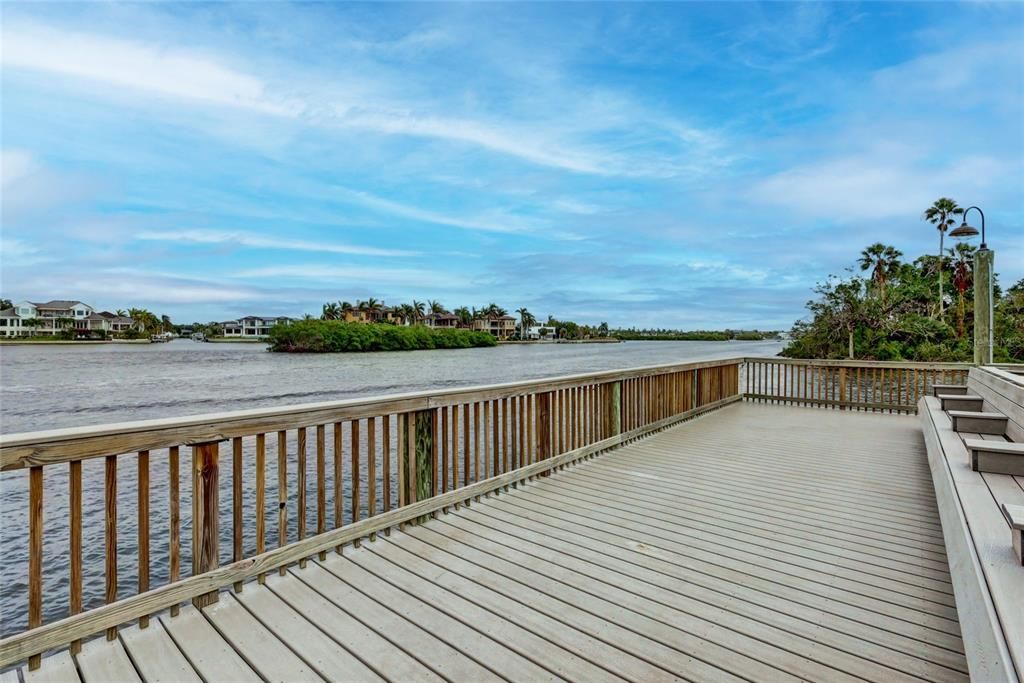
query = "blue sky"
xmin=1 ymin=2 xmax=1022 ymax=328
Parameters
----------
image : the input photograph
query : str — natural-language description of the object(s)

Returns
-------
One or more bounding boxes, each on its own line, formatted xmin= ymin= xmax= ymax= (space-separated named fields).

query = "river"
xmin=0 ymin=339 xmax=782 ymax=634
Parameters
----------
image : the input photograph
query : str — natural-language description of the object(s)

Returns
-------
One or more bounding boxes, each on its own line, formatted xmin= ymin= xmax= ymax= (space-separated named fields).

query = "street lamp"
xmin=950 ymin=205 xmax=993 ymax=365
xmin=950 ymin=206 xmax=986 ymax=248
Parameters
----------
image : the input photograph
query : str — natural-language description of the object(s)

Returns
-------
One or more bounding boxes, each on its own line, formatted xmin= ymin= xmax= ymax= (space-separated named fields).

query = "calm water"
xmin=0 ymin=339 xmax=781 ymax=634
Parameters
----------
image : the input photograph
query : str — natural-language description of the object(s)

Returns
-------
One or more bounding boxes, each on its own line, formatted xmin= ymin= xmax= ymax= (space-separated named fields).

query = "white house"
xmin=524 ymin=325 xmax=557 ymax=340
xmin=220 ymin=316 xmax=292 ymax=339
xmin=0 ymin=300 xmax=140 ymax=337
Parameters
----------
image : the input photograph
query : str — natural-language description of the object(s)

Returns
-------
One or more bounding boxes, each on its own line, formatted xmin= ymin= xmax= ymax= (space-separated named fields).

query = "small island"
xmin=266 ymin=319 xmax=496 ymax=353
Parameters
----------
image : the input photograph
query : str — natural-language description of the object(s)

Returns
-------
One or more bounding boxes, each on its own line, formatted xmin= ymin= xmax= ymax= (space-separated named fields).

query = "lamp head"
xmin=949 ymin=220 xmax=979 ymax=239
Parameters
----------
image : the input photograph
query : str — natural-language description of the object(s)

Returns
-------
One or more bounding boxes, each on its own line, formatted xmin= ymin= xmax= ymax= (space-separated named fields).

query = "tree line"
xmin=783 ymin=198 xmax=1023 ymax=362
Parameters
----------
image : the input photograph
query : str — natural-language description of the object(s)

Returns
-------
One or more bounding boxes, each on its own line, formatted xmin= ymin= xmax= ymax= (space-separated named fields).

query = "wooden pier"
xmin=1 ymin=357 xmax=1021 ymax=682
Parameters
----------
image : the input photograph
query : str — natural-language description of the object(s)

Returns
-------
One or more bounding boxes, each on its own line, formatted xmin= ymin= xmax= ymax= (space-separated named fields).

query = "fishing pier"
xmin=1 ymin=357 xmax=1021 ymax=682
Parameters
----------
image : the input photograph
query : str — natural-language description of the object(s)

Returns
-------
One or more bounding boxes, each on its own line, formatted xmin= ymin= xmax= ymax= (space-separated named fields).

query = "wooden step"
xmin=939 ymin=394 xmax=985 ymax=412
xmin=948 ymin=411 xmax=1008 ymax=435
xmin=1002 ymin=504 xmax=1024 ymax=565
xmin=932 ymin=384 xmax=968 ymax=397
xmin=963 ymin=439 xmax=1024 ymax=476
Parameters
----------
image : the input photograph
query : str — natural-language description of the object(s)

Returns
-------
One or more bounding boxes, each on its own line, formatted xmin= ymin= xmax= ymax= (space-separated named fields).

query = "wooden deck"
xmin=13 ymin=402 xmax=969 ymax=683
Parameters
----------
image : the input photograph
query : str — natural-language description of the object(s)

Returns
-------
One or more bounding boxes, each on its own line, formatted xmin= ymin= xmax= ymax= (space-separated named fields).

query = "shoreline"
xmin=0 ymin=339 xmax=153 ymax=345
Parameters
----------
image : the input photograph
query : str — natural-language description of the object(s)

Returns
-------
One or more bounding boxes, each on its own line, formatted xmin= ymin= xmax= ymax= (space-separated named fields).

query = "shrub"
xmin=267 ymin=320 xmax=497 ymax=353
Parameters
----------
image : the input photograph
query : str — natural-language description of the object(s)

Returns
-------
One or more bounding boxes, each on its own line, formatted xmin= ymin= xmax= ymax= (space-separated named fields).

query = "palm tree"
xmin=428 ymin=300 xmax=444 ymax=315
xmin=115 ymin=309 xmax=127 ymax=317
xmin=161 ymin=314 xmax=172 ymax=332
xmin=454 ymin=306 xmax=472 ymax=327
xmin=923 ymin=198 xmax=964 ymax=315
xmin=322 ymin=302 xmax=339 ymax=320
xmin=411 ymin=300 xmax=426 ymax=323
xmin=516 ymin=307 xmax=534 ymax=337
xmin=23 ymin=317 xmax=42 ymax=335
xmin=950 ymin=243 xmax=975 ymax=339
xmin=857 ymin=243 xmax=902 ymax=300
xmin=339 ymin=301 xmax=354 ymax=319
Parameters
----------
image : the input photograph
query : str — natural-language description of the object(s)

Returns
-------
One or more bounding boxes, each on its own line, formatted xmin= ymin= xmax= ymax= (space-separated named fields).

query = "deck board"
xmin=44 ymin=402 xmax=970 ymax=683
xmin=119 ymin=621 xmax=200 ymax=683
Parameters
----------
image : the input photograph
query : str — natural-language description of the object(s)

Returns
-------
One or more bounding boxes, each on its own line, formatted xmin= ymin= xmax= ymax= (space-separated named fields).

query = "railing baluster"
xmin=351 ymin=419 xmax=361 ymax=547
xmin=69 ymin=459 xmax=83 ymax=649
xmin=383 ymin=415 xmax=392 ymax=515
xmin=105 ymin=455 xmax=117 ymax=639
xmin=297 ymin=427 xmax=307 ymax=548
xmin=138 ymin=450 xmax=151 ymax=621
xmin=441 ymin=406 xmax=449 ymax=491
xmin=317 ymin=424 xmax=326 ymax=559
xmin=232 ymin=437 xmax=242 ymax=591
xmin=452 ymin=404 xmax=460 ymax=494
xmin=169 ymin=446 xmax=180 ymax=615
xmin=277 ymin=431 xmax=287 ymax=574
xmin=255 ymin=434 xmax=266 ymax=582
xmin=462 ymin=404 xmax=470 ymax=487
xmin=333 ymin=423 xmax=342 ymax=541
xmin=473 ymin=402 xmax=481 ymax=482
xmin=28 ymin=466 xmax=43 ymax=670
xmin=368 ymin=417 xmax=378 ymax=517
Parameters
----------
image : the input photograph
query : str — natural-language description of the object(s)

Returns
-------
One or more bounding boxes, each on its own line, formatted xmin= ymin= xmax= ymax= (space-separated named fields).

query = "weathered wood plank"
xmin=119 ymin=619 xmax=200 ymax=683
xmin=159 ymin=607 xmax=259 ymax=682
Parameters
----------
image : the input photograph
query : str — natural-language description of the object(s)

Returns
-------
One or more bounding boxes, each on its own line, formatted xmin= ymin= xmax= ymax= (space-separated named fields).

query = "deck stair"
xmin=963 ymin=439 xmax=1024 ymax=476
xmin=933 ymin=384 xmax=970 ymax=397
xmin=938 ymin=394 xmax=985 ymax=412
xmin=948 ymin=410 xmax=1009 ymax=435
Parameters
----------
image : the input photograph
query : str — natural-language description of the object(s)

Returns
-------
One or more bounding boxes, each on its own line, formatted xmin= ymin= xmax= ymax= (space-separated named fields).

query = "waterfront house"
xmin=343 ymin=306 xmax=407 ymax=325
xmin=0 ymin=300 xmax=141 ymax=338
xmin=221 ymin=316 xmax=293 ymax=339
xmin=524 ymin=325 xmax=557 ymax=340
xmin=423 ymin=312 xmax=460 ymax=329
xmin=472 ymin=314 xmax=517 ymax=340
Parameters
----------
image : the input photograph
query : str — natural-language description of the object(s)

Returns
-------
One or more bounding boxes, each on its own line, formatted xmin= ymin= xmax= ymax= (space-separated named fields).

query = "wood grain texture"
xmin=69 ymin=459 xmax=82 ymax=652
xmin=191 ymin=442 xmax=220 ymax=608
xmin=28 ymin=466 xmax=42 ymax=670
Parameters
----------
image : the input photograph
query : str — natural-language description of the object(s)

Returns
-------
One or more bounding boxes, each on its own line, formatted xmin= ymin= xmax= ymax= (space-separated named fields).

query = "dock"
xmin=1 ymin=357 xmax=1021 ymax=682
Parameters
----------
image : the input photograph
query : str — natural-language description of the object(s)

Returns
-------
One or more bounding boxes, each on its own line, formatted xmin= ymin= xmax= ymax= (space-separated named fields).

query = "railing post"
xmin=839 ymin=368 xmax=847 ymax=411
xmin=192 ymin=441 xmax=220 ymax=608
xmin=399 ymin=410 xmax=433 ymax=522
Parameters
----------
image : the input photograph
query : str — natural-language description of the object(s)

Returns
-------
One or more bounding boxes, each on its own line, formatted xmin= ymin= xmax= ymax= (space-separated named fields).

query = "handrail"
xmin=743 ymin=357 xmax=970 ymax=414
xmin=0 ymin=356 xmax=743 ymax=471
xmin=0 ymin=356 xmax=743 ymax=669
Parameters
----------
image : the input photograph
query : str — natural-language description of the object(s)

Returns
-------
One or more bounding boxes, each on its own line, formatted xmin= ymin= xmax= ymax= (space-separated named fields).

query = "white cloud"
xmin=749 ymin=153 xmax=1009 ymax=220
xmin=1 ymin=150 xmax=36 ymax=188
xmin=0 ymin=20 xmax=724 ymax=178
xmin=2 ymin=23 xmax=302 ymax=117
xmin=136 ymin=229 xmax=416 ymax=257
xmin=231 ymin=264 xmax=459 ymax=289
xmin=331 ymin=186 xmax=535 ymax=234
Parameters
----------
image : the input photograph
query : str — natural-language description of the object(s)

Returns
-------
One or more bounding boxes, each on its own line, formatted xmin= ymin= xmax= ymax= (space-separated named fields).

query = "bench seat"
xmin=920 ymin=393 xmax=1024 ymax=682
xmin=963 ymin=439 xmax=1024 ymax=476
xmin=939 ymin=394 xmax=985 ymax=412
xmin=948 ymin=410 xmax=1009 ymax=435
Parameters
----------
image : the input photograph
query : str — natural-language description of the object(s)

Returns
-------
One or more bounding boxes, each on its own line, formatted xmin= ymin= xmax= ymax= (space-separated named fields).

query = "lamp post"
xmin=950 ymin=206 xmax=993 ymax=364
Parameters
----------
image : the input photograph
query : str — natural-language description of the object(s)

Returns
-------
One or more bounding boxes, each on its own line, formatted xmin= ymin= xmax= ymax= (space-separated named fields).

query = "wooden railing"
xmin=0 ymin=358 xmax=741 ymax=668
xmin=743 ymin=358 xmax=972 ymax=413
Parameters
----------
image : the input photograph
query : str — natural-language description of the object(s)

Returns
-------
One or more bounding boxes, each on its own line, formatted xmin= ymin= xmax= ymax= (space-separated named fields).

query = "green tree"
xmin=949 ymin=243 xmax=975 ymax=338
xmin=0 ymin=298 xmax=13 ymax=310
xmin=322 ymin=302 xmax=340 ymax=320
xmin=923 ymin=198 xmax=964 ymax=316
xmin=857 ymin=243 xmax=902 ymax=300
xmin=428 ymin=300 xmax=444 ymax=314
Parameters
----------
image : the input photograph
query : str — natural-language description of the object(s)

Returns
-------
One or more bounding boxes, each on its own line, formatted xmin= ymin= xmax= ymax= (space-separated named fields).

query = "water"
xmin=0 ymin=339 xmax=782 ymax=634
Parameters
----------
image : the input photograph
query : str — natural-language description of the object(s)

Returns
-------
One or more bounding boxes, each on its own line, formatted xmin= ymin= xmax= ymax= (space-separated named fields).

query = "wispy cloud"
xmin=136 ymin=229 xmax=417 ymax=257
xmin=231 ymin=264 xmax=462 ymax=289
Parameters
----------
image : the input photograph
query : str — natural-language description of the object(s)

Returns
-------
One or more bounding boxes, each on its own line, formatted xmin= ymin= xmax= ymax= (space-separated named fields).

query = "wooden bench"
xmin=938 ymin=394 xmax=985 ymax=412
xmin=919 ymin=365 xmax=1024 ymax=682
